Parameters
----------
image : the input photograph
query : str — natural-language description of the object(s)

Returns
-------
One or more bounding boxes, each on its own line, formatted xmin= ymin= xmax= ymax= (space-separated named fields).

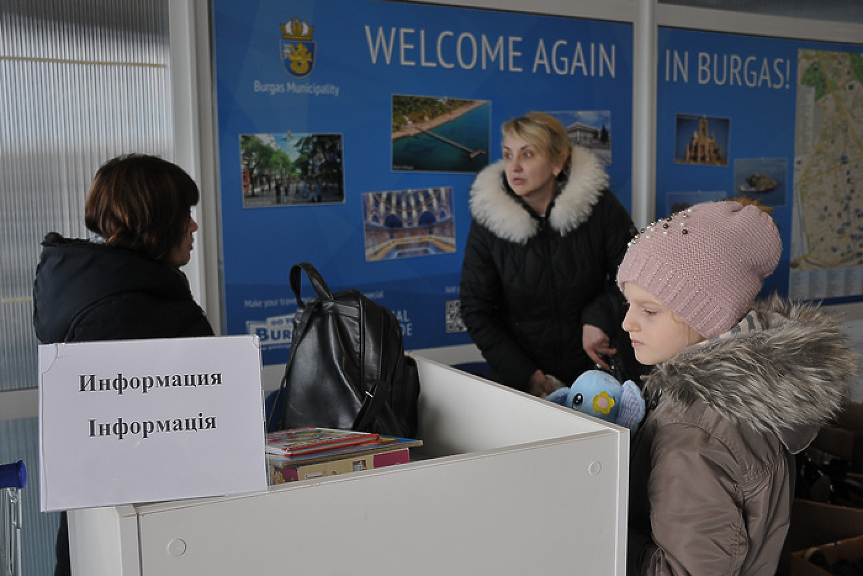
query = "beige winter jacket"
xmin=627 ymin=296 xmax=857 ymax=575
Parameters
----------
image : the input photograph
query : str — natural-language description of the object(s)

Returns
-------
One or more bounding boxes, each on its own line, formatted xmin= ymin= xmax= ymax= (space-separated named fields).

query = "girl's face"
xmin=502 ymin=134 xmax=565 ymax=211
xmin=167 ymin=215 xmax=198 ymax=268
xmin=621 ymin=282 xmax=705 ymax=365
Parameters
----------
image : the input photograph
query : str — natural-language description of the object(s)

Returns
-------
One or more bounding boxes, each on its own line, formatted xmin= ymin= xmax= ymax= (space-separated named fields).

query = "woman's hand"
xmin=583 ymin=324 xmax=617 ymax=370
xmin=529 ymin=369 xmax=556 ymax=397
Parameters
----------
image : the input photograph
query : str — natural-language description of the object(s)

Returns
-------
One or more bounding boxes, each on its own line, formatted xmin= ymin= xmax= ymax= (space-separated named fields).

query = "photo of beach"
xmin=362 ymin=187 xmax=457 ymax=261
xmin=392 ymin=94 xmax=491 ymax=173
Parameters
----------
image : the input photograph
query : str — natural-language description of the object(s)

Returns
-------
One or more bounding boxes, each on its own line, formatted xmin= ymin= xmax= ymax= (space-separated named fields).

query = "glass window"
xmin=0 ymin=1 xmax=171 ymax=572
xmin=1 ymin=1 xmax=173 ymax=392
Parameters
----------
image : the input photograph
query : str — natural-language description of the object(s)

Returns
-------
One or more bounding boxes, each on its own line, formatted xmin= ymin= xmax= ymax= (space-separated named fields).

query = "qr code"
xmin=445 ymin=299 xmax=467 ymax=333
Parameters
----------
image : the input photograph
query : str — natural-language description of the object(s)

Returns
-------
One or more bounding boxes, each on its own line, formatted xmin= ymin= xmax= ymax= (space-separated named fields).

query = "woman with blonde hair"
xmin=460 ymin=111 xmax=643 ymax=395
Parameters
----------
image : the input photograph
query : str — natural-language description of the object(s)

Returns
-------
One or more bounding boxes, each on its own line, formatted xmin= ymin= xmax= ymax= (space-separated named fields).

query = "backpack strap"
xmin=290 ymin=262 xmax=334 ymax=304
xmin=352 ymin=379 xmax=391 ymax=432
xmin=351 ymin=306 xmax=390 ymax=432
xmin=267 ymin=263 xmax=333 ymax=432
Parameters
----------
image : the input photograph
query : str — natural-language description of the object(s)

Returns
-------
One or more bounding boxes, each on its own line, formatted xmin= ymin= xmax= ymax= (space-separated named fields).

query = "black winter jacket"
xmin=459 ymin=146 xmax=636 ymax=391
xmin=33 ymin=233 xmax=213 ymax=344
xmin=33 ymin=233 xmax=214 ymax=576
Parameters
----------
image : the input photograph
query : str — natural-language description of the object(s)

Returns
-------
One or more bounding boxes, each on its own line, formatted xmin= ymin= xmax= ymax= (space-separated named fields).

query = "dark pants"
xmin=55 ymin=511 xmax=70 ymax=576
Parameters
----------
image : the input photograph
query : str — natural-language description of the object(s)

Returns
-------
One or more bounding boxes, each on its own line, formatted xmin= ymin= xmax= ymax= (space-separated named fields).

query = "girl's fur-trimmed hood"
xmin=646 ymin=295 xmax=858 ymax=449
xmin=468 ymin=146 xmax=608 ymax=244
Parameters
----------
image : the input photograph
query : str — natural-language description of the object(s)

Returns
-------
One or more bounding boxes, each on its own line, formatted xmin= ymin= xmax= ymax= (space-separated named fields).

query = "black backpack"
xmin=267 ymin=262 xmax=420 ymax=439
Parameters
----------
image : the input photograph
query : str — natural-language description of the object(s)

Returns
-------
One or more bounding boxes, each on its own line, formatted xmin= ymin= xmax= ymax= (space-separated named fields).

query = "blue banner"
xmin=656 ymin=28 xmax=863 ymax=302
xmin=212 ymin=0 xmax=634 ymax=365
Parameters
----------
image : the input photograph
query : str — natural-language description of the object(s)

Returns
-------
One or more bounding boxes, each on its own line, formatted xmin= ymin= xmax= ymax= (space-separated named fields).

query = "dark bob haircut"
xmin=84 ymin=154 xmax=200 ymax=262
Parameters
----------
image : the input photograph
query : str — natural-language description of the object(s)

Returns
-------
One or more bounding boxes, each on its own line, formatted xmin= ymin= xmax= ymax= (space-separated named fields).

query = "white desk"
xmin=70 ymin=356 xmax=629 ymax=575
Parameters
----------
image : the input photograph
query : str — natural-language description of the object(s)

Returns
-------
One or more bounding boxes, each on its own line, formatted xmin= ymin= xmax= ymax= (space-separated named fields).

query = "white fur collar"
xmin=468 ymin=146 xmax=608 ymax=244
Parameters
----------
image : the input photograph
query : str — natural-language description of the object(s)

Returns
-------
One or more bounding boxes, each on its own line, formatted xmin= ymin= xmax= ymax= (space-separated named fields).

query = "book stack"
xmin=266 ymin=427 xmax=423 ymax=485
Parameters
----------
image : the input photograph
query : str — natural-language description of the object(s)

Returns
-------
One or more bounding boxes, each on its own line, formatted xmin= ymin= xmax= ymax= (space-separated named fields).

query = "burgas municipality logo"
xmin=280 ymin=17 xmax=315 ymax=79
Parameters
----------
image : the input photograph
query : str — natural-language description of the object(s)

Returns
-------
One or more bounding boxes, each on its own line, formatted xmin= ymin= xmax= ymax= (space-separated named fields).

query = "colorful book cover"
xmin=265 ymin=427 xmax=381 ymax=458
xmin=266 ymin=434 xmax=424 ymax=485
xmin=269 ymin=448 xmax=413 ymax=484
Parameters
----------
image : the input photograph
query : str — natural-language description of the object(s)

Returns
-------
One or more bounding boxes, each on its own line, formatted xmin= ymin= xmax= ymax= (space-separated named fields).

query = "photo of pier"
xmin=392 ymin=94 xmax=490 ymax=173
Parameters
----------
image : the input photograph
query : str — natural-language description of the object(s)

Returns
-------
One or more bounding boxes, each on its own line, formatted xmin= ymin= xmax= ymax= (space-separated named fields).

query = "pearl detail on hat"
xmin=627 ymin=207 xmax=692 ymax=247
xmin=616 ymin=201 xmax=781 ymax=339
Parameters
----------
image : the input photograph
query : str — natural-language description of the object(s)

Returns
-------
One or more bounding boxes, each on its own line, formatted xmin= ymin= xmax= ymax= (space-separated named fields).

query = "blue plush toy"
xmin=545 ymin=370 xmax=646 ymax=433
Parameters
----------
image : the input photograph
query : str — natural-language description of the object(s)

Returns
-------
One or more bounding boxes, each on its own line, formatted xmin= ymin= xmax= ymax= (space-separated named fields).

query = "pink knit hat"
xmin=616 ymin=201 xmax=782 ymax=339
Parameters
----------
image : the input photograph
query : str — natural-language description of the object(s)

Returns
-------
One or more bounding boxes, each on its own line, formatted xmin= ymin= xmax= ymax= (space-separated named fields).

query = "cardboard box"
xmin=811 ymin=427 xmax=863 ymax=471
xmin=789 ymin=534 xmax=863 ymax=576
xmin=812 ymin=402 xmax=863 ymax=472
xmin=835 ymin=402 xmax=863 ymax=431
xmin=778 ymin=499 xmax=863 ymax=576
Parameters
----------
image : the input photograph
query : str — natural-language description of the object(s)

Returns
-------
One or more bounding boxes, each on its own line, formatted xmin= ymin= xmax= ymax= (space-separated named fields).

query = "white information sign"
xmin=38 ymin=335 xmax=268 ymax=511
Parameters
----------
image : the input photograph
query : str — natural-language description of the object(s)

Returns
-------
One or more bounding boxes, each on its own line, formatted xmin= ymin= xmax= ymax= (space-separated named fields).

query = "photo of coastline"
xmin=239 ymin=132 xmax=345 ymax=208
xmin=392 ymin=95 xmax=490 ymax=173
xmin=362 ymin=187 xmax=457 ymax=261
xmin=545 ymin=110 xmax=612 ymax=165
xmin=734 ymin=157 xmax=787 ymax=208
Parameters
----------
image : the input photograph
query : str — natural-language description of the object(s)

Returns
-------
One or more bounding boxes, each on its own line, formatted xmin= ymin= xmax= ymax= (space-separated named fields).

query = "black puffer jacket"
xmin=33 ymin=233 xmax=213 ymax=344
xmin=459 ymin=146 xmax=636 ymax=391
xmin=33 ymin=233 xmax=214 ymax=576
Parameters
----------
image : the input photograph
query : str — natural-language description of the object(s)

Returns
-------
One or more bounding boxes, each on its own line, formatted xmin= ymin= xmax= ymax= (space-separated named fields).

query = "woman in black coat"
xmin=33 ymin=154 xmax=214 ymax=576
xmin=460 ymin=112 xmax=640 ymax=396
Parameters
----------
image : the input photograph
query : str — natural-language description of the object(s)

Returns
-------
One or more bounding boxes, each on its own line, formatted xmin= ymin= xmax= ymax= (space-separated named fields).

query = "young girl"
xmin=617 ymin=200 xmax=857 ymax=575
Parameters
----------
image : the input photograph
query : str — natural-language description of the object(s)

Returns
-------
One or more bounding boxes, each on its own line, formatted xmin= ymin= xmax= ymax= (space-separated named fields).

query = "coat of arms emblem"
xmin=281 ymin=18 xmax=315 ymax=78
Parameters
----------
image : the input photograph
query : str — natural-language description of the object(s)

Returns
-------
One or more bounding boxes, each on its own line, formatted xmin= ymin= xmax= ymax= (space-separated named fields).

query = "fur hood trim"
xmin=468 ymin=146 xmax=608 ymax=244
xmin=646 ymin=295 xmax=857 ymax=442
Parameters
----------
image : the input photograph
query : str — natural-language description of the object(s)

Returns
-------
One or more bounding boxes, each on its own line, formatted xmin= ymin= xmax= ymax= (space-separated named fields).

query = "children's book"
xmin=267 ymin=435 xmax=424 ymax=485
xmin=265 ymin=427 xmax=381 ymax=458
